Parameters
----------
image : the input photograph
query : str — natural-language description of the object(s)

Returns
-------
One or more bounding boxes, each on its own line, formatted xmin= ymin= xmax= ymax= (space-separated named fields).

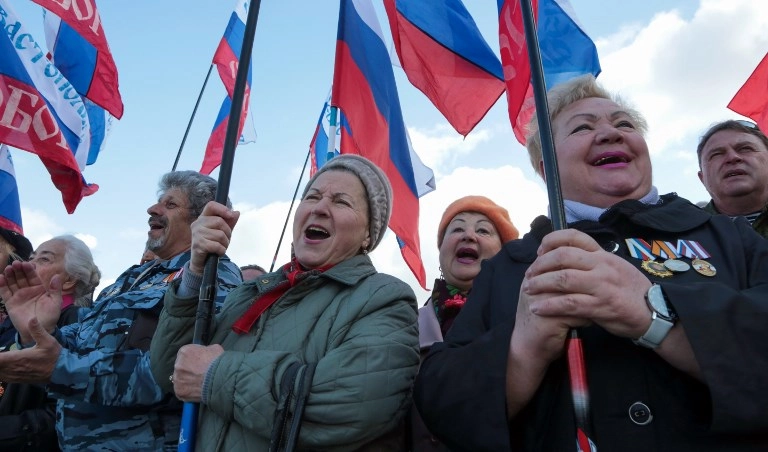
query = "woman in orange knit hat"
xmin=410 ymin=195 xmax=518 ymax=451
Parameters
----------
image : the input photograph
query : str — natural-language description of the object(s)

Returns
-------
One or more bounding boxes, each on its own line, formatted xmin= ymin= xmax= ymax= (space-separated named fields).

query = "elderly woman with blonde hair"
xmin=414 ymin=75 xmax=768 ymax=451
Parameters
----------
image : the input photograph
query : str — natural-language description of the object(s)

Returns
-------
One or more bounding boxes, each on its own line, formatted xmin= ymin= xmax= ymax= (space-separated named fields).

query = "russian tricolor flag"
xmin=308 ymin=93 xmax=346 ymax=175
xmin=212 ymin=0 xmax=253 ymax=98
xmin=201 ymin=0 xmax=253 ymax=175
xmin=498 ymin=0 xmax=601 ymax=143
xmin=384 ymin=0 xmax=505 ymax=136
xmin=44 ymin=12 xmax=112 ymax=166
xmin=200 ymin=95 xmax=256 ymax=175
xmin=0 ymin=145 xmax=24 ymax=235
xmin=0 ymin=0 xmax=97 ymax=213
xmin=35 ymin=0 xmax=124 ymax=119
xmin=309 ymin=92 xmax=435 ymax=199
xmin=332 ymin=0 xmax=428 ymax=288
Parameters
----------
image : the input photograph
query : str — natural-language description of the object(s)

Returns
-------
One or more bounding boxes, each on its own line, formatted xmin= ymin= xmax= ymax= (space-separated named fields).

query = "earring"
xmin=362 ymin=247 xmax=369 ymax=255
xmin=438 ymin=266 xmax=444 ymax=280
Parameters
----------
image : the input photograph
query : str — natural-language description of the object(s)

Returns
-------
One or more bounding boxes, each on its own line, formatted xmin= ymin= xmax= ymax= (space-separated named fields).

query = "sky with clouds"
xmin=7 ymin=0 xmax=768 ymax=296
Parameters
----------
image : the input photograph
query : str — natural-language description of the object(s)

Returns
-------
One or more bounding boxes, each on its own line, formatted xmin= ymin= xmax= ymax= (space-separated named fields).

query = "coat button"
xmin=603 ymin=241 xmax=620 ymax=253
xmin=628 ymin=401 xmax=653 ymax=425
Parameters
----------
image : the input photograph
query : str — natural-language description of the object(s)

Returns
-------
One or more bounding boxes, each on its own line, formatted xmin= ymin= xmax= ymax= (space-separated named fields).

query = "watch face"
xmin=647 ymin=284 xmax=674 ymax=321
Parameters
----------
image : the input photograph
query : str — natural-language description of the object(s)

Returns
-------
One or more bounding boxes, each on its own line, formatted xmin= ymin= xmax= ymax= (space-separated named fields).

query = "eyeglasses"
xmin=735 ymin=119 xmax=760 ymax=131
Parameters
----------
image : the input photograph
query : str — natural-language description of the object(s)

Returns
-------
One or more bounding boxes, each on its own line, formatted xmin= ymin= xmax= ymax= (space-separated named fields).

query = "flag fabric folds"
xmin=384 ymin=0 xmax=505 ymax=136
xmin=200 ymin=95 xmax=256 ymax=175
xmin=0 ymin=0 xmax=97 ymax=213
xmin=44 ymin=12 xmax=112 ymax=165
xmin=309 ymin=93 xmax=435 ymax=195
xmin=728 ymin=52 xmax=768 ymax=132
xmin=497 ymin=0 xmax=601 ymax=143
xmin=200 ymin=0 xmax=253 ymax=175
xmin=34 ymin=0 xmax=123 ymax=118
xmin=309 ymin=95 xmax=343 ymax=175
xmin=332 ymin=0 xmax=428 ymax=289
xmin=0 ymin=145 xmax=24 ymax=234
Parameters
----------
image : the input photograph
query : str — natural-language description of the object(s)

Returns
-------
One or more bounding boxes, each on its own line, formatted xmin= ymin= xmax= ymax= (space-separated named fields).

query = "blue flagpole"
xmin=177 ymin=0 xmax=262 ymax=450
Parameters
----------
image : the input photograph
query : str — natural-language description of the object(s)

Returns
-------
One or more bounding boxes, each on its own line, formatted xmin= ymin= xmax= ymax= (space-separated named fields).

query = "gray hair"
xmin=525 ymin=74 xmax=648 ymax=178
xmin=54 ymin=235 xmax=101 ymax=308
xmin=158 ymin=171 xmax=231 ymax=220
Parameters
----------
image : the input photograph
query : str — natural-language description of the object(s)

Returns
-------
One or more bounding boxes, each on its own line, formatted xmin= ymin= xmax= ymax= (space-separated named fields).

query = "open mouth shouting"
xmin=304 ymin=225 xmax=331 ymax=241
xmin=148 ymin=216 xmax=167 ymax=236
xmin=455 ymin=247 xmax=479 ymax=264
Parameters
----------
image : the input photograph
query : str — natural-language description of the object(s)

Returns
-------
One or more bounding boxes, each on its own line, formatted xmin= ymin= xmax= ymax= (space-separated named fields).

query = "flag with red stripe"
xmin=33 ymin=0 xmax=123 ymax=118
xmin=332 ymin=0 xmax=428 ymax=288
xmin=384 ymin=0 xmax=504 ymax=136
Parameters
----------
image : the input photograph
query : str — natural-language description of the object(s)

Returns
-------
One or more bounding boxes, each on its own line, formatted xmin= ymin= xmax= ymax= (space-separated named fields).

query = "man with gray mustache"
xmin=0 ymin=170 xmax=242 ymax=451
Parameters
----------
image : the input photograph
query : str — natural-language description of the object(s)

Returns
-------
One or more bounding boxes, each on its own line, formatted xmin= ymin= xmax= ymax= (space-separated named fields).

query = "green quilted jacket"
xmin=150 ymin=254 xmax=419 ymax=451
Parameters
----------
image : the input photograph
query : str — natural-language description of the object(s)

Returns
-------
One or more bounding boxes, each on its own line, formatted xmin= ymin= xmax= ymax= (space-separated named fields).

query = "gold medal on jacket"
xmin=641 ymin=260 xmax=673 ymax=278
xmin=691 ymin=258 xmax=716 ymax=277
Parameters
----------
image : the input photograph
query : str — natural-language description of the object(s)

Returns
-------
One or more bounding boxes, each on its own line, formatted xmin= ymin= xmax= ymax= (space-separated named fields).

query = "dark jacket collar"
xmin=506 ymin=193 xmax=709 ymax=263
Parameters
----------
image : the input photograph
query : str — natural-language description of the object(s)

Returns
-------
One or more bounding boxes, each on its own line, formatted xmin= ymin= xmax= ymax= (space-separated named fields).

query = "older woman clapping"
xmin=150 ymin=155 xmax=419 ymax=451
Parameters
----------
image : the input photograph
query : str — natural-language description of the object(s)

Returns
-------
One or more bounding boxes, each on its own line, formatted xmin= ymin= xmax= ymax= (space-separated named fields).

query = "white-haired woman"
xmin=0 ymin=234 xmax=100 ymax=450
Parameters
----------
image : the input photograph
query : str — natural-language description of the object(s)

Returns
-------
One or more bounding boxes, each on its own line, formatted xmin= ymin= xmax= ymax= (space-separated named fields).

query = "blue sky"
xmin=6 ymin=0 xmax=767 ymax=295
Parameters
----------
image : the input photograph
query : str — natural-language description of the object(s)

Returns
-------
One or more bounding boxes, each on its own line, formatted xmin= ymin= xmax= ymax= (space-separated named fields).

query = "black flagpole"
xmin=518 ymin=0 xmax=595 ymax=451
xmin=172 ymin=64 xmax=214 ymax=171
xmin=269 ymin=149 xmax=310 ymax=272
xmin=177 ymin=1 xmax=262 ymax=450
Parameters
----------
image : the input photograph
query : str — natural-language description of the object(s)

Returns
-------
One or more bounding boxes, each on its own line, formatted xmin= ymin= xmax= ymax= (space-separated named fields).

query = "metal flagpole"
xmin=177 ymin=0 xmax=262 ymax=450
xmin=172 ymin=64 xmax=214 ymax=171
xmin=517 ymin=0 xmax=596 ymax=450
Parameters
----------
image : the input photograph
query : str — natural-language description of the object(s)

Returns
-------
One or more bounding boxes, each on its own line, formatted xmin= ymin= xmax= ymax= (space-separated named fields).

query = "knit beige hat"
xmin=302 ymin=155 xmax=393 ymax=252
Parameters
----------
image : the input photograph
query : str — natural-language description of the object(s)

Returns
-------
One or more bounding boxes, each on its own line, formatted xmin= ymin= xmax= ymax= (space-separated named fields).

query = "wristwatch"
xmin=633 ymin=284 xmax=677 ymax=349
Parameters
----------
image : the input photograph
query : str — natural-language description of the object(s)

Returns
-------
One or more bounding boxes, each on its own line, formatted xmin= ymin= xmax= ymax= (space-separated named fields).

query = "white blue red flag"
xmin=201 ymin=0 xmax=253 ymax=175
xmin=332 ymin=0 xmax=429 ymax=289
xmin=44 ymin=11 xmax=112 ymax=165
xmin=728 ymin=52 xmax=768 ymax=132
xmin=200 ymin=95 xmax=256 ymax=175
xmin=384 ymin=0 xmax=505 ymax=136
xmin=33 ymin=0 xmax=123 ymax=119
xmin=498 ymin=0 xmax=601 ymax=143
xmin=309 ymin=92 xmax=435 ymax=193
xmin=308 ymin=93 xmax=344 ymax=175
xmin=0 ymin=144 xmax=23 ymax=234
xmin=0 ymin=0 xmax=97 ymax=213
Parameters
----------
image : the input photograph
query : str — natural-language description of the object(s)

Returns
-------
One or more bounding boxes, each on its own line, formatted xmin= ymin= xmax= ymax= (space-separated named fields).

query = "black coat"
xmin=0 ymin=306 xmax=84 ymax=451
xmin=414 ymin=194 xmax=768 ymax=451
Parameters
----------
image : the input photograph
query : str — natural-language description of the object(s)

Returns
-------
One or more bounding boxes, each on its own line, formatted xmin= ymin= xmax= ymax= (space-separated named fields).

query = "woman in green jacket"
xmin=150 ymin=155 xmax=419 ymax=451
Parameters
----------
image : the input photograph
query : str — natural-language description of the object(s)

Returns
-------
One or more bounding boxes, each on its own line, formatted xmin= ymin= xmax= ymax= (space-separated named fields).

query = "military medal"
xmin=663 ymin=259 xmax=690 ymax=273
xmin=692 ymin=258 xmax=716 ymax=277
xmin=641 ymin=260 xmax=673 ymax=278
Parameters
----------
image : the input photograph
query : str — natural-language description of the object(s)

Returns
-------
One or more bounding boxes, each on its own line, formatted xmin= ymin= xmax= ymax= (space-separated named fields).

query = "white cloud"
xmin=407 ymin=125 xmax=494 ymax=174
xmin=74 ymin=234 xmax=98 ymax=250
xmin=594 ymin=0 xmax=768 ymax=203
xmin=371 ymin=165 xmax=547 ymax=293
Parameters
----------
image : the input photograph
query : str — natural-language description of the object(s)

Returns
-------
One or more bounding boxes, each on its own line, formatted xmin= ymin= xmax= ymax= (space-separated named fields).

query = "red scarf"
xmin=232 ymin=258 xmax=332 ymax=334
xmin=60 ymin=294 xmax=75 ymax=311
